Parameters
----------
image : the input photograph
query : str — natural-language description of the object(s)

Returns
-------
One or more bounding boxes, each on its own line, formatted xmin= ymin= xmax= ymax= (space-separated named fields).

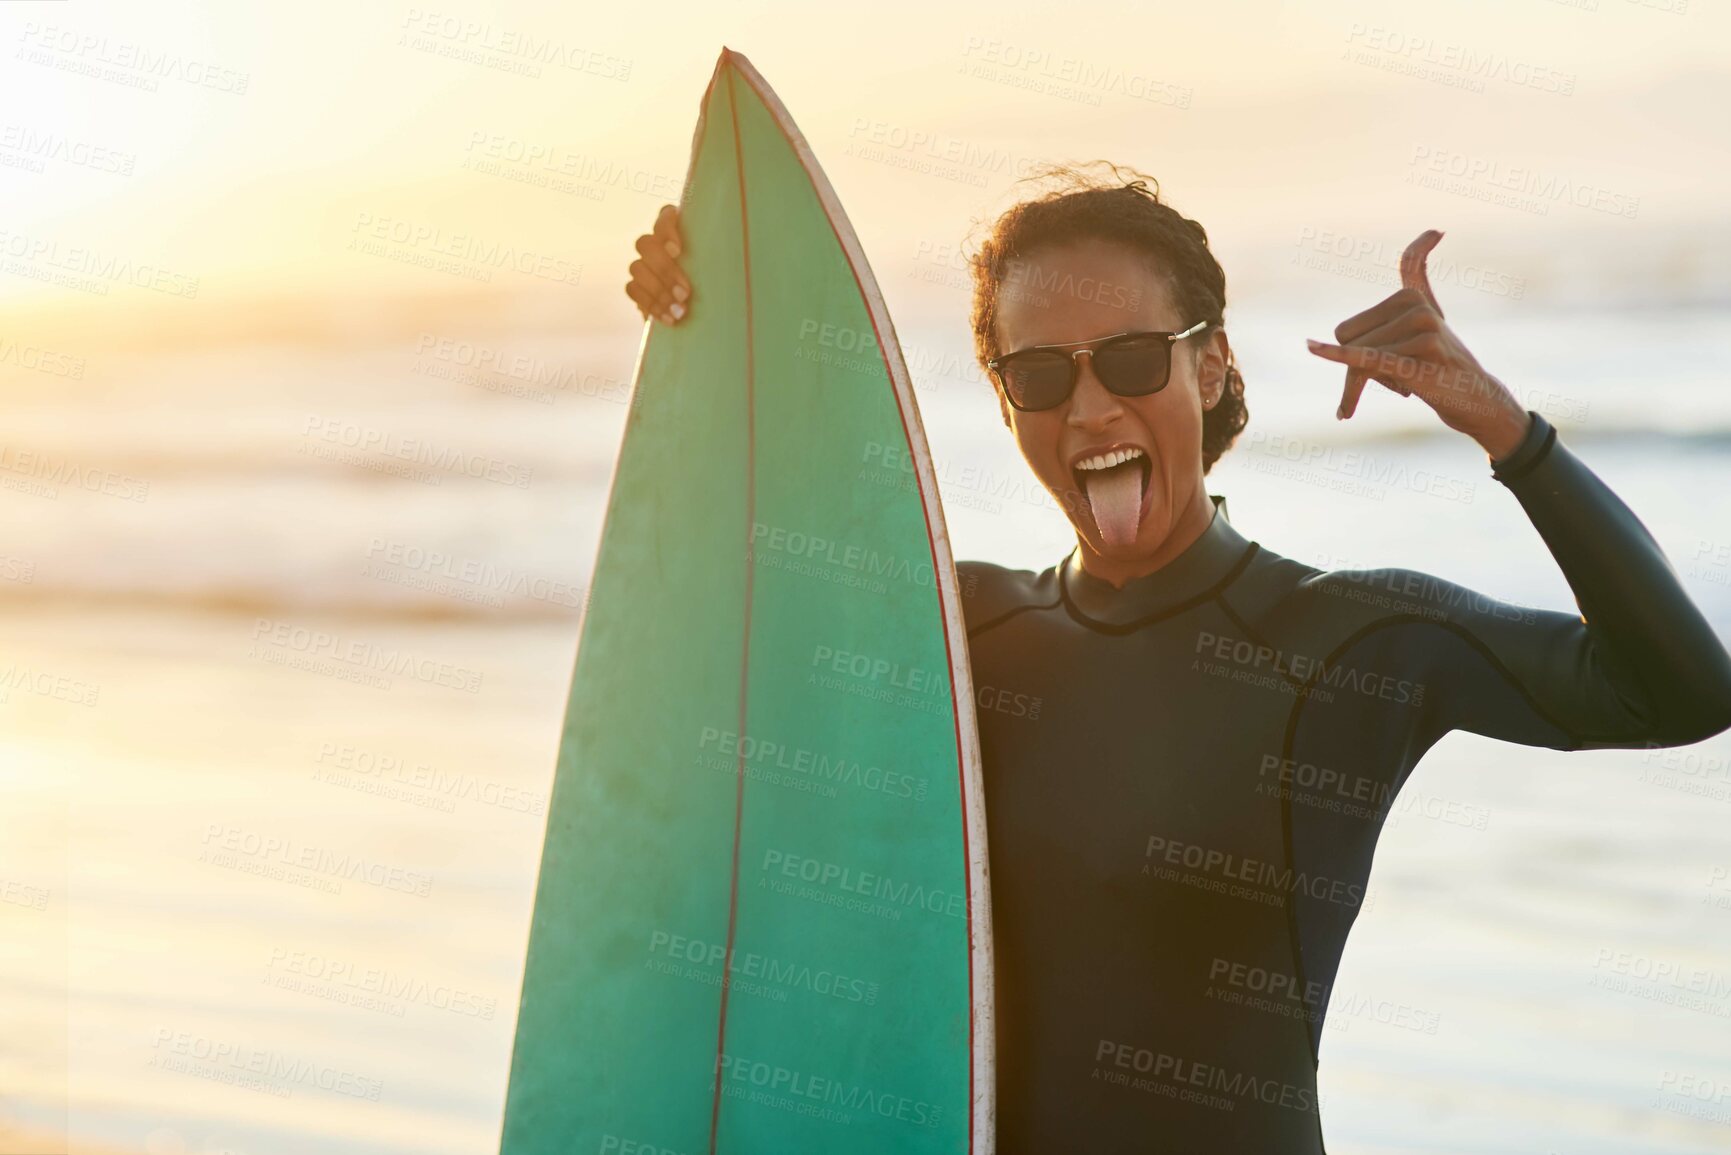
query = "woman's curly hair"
xmin=967 ymin=160 xmax=1248 ymax=474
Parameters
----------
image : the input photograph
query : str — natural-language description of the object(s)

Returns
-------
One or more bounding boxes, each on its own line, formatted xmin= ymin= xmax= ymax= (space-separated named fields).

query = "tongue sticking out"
xmin=1082 ymin=459 xmax=1146 ymax=547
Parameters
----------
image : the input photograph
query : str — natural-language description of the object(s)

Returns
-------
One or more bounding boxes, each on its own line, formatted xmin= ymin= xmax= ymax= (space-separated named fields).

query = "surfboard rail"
xmin=714 ymin=45 xmax=996 ymax=1154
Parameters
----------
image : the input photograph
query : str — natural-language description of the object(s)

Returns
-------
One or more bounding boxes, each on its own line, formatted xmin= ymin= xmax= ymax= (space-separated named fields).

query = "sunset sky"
xmin=4 ymin=0 xmax=1728 ymax=336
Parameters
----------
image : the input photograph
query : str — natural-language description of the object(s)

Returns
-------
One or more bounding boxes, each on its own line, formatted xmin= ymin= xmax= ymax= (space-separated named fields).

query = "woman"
xmin=624 ymin=165 xmax=1731 ymax=1152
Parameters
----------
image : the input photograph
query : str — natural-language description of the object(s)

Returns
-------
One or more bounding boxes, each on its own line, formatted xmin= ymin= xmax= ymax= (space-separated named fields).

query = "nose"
xmin=1065 ymin=349 xmax=1122 ymax=429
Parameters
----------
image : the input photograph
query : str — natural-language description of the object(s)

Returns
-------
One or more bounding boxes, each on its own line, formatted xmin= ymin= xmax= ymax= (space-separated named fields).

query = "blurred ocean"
xmin=4 ymin=295 xmax=1731 ymax=1155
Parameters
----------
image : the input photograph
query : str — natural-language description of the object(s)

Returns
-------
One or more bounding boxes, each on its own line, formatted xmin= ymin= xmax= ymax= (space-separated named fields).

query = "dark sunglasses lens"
xmin=1000 ymin=352 xmax=1073 ymax=409
xmin=1093 ymin=336 xmax=1172 ymax=396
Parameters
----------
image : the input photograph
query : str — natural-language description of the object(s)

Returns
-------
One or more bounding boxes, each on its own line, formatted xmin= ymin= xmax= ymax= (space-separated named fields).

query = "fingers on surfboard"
xmin=626 ymin=204 xmax=691 ymax=326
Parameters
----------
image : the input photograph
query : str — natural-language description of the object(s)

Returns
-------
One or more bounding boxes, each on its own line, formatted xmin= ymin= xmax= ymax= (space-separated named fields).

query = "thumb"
xmin=1401 ymin=229 xmax=1446 ymax=319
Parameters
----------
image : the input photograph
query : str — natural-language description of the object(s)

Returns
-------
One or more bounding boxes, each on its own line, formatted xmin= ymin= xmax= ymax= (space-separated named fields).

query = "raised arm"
xmin=1406 ymin=412 xmax=1731 ymax=749
xmin=1304 ymin=229 xmax=1731 ymax=751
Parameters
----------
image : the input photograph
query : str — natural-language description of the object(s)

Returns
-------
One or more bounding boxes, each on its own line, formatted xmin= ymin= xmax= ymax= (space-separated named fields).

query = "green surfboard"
xmin=498 ymin=48 xmax=994 ymax=1155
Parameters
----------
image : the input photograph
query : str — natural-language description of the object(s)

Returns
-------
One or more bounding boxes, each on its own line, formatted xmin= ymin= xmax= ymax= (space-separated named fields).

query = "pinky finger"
xmin=1337 ymin=366 xmax=1368 ymax=421
xmin=625 ymin=281 xmax=662 ymax=323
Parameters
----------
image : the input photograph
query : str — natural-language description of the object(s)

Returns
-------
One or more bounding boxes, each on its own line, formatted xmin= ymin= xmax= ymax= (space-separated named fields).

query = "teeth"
xmin=1074 ymin=447 xmax=1146 ymax=472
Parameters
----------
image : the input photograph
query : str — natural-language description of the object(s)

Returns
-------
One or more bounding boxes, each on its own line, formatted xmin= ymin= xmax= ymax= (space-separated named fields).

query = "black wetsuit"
xmin=957 ymin=412 xmax=1731 ymax=1153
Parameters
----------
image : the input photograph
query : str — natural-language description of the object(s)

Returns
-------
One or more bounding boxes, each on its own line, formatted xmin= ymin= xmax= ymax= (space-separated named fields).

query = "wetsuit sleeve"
xmin=1423 ymin=410 xmax=1731 ymax=750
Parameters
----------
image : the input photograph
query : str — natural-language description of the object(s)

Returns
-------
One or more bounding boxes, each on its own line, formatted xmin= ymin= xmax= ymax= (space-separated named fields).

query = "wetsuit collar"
xmin=1059 ymin=494 xmax=1256 ymax=628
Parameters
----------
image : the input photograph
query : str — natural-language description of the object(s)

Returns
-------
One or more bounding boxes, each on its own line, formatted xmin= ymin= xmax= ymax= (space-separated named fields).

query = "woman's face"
xmin=993 ymin=237 xmax=1227 ymax=563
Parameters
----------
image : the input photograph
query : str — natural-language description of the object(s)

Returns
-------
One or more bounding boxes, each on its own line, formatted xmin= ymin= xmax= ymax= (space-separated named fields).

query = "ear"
xmin=997 ymin=388 xmax=1014 ymax=429
xmin=1197 ymin=328 xmax=1230 ymax=411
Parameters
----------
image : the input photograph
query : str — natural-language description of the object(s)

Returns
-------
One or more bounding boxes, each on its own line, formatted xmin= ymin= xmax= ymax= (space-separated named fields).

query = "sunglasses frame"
xmin=987 ymin=320 xmax=1211 ymax=412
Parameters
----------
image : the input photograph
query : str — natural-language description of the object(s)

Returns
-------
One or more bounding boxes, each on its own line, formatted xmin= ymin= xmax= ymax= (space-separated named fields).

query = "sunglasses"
xmin=987 ymin=321 xmax=1210 ymax=412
